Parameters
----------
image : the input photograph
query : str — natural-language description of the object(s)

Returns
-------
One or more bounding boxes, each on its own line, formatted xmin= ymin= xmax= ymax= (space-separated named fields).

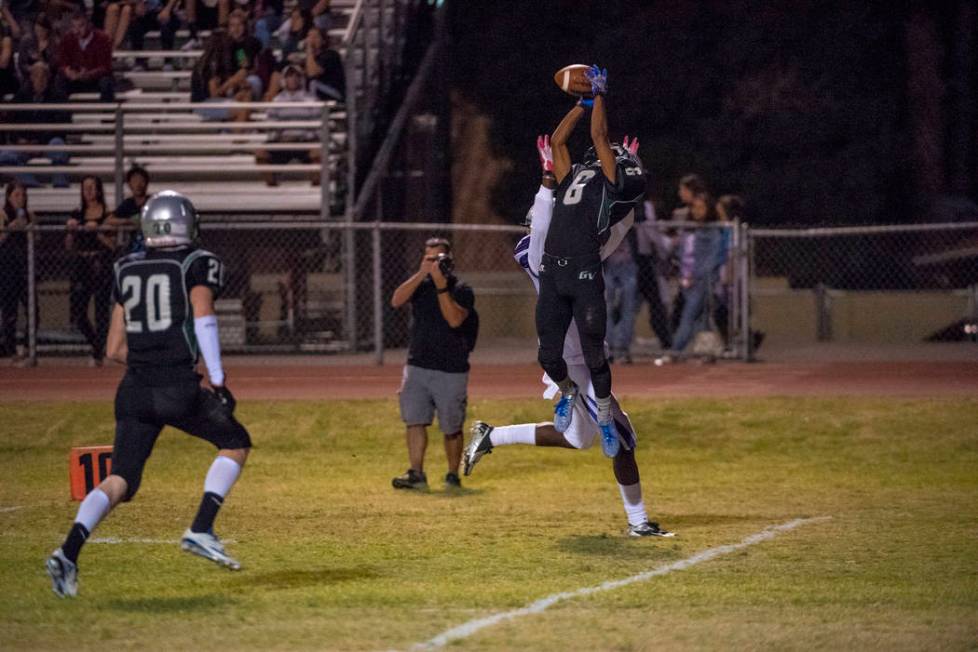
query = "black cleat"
xmin=444 ymin=472 xmax=462 ymax=489
xmin=628 ymin=521 xmax=676 ymax=538
xmin=392 ymin=469 xmax=428 ymax=491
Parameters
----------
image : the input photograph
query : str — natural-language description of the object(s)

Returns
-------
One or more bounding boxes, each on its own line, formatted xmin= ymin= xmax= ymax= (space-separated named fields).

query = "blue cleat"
xmin=599 ymin=421 xmax=620 ymax=458
xmin=553 ymin=383 xmax=579 ymax=433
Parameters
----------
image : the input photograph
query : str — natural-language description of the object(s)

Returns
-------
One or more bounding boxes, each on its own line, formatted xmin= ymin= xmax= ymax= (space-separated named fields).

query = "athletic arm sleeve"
xmin=528 ymin=185 xmax=555 ymax=273
xmin=194 ymin=314 xmax=224 ymax=386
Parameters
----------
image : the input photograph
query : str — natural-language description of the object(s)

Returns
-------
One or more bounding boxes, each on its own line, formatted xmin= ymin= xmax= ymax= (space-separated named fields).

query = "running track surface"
xmin=2 ymin=360 xmax=977 ymax=402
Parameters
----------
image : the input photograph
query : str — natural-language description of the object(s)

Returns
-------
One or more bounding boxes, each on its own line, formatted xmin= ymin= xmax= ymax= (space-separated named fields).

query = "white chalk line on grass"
xmin=91 ymin=537 xmax=237 ymax=544
xmin=0 ymin=505 xmax=26 ymax=513
xmin=410 ymin=516 xmax=832 ymax=651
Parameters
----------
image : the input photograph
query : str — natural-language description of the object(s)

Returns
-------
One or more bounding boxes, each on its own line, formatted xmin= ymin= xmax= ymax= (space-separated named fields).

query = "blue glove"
xmin=585 ymin=64 xmax=608 ymax=96
xmin=577 ymin=97 xmax=594 ymax=109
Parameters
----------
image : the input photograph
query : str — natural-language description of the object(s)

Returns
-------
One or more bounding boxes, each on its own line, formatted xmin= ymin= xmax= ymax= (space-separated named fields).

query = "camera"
xmin=435 ymin=252 xmax=454 ymax=276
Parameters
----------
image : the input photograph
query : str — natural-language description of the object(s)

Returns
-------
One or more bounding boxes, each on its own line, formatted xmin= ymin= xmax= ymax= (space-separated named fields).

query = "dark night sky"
xmin=446 ymin=1 xmax=978 ymax=226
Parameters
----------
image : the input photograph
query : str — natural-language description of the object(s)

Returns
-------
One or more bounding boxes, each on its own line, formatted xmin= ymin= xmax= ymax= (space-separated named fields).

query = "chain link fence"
xmin=750 ymin=222 xmax=978 ymax=347
xmin=8 ymin=219 xmax=974 ymax=365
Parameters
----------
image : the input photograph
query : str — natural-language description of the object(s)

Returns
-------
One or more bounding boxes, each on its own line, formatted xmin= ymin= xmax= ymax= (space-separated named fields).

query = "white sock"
xmin=618 ymin=482 xmax=648 ymax=526
xmin=489 ymin=424 xmax=537 ymax=447
xmin=74 ymin=488 xmax=111 ymax=533
xmin=204 ymin=456 xmax=242 ymax=498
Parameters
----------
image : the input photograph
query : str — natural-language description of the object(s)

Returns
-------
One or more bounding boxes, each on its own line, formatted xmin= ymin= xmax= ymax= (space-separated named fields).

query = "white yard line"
xmin=0 ymin=505 xmax=25 ymax=513
xmin=90 ymin=537 xmax=237 ymax=544
xmin=411 ymin=517 xmax=831 ymax=651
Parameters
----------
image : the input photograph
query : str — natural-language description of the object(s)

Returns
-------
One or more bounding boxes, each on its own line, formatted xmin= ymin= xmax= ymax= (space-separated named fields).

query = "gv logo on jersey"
xmin=578 ymin=270 xmax=596 ymax=281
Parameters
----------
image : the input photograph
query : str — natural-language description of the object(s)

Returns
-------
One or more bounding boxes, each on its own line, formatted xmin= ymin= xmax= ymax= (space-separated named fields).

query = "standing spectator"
xmin=65 ymin=175 xmax=115 ymax=366
xmin=634 ymin=197 xmax=673 ymax=350
xmin=55 ymin=10 xmax=115 ymax=102
xmin=255 ymin=64 xmax=321 ymax=186
xmin=108 ymin=165 xmax=151 ymax=250
xmin=0 ymin=181 xmax=34 ymax=364
xmin=390 ymin=237 xmax=478 ymax=491
xmin=713 ymin=194 xmax=743 ymax=345
xmin=668 ymin=173 xmax=708 ymax=333
xmin=603 ymin=233 xmax=638 ymax=364
xmin=0 ymin=62 xmax=71 ymax=187
xmin=0 ymin=9 xmax=18 ymax=99
xmin=304 ymin=26 xmax=343 ymax=101
xmin=16 ymin=14 xmax=59 ymax=84
xmin=668 ymin=193 xmax=724 ymax=358
xmin=128 ymin=0 xmax=181 ymax=62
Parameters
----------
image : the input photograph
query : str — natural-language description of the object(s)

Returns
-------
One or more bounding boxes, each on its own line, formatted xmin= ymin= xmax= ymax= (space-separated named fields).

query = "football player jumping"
xmin=533 ymin=65 xmax=645 ymax=458
xmin=463 ymin=135 xmax=674 ymax=538
xmin=46 ymin=191 xmax=253 ymax=598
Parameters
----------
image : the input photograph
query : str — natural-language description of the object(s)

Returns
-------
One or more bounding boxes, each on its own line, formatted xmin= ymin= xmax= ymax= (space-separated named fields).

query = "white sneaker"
xmin=180 ymin=529 xmax=241 ymax=570
xmin=180 ymin=37 xmax=201 ymax=51
xmin=46 ymin=548 xmax=78 ymax=598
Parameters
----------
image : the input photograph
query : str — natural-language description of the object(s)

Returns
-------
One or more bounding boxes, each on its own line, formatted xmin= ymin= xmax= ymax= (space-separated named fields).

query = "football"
xmin=553 ymin=64 xmax=593 ymax=96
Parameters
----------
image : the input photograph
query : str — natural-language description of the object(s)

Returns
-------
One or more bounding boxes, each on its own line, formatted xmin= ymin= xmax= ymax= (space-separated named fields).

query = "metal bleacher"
xmin=1 ymin=0 xmax=417 ymax=219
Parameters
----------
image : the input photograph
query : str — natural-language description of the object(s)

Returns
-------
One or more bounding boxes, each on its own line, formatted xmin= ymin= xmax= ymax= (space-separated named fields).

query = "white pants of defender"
xmin=543 ymin=363 xmax=637 ymax=450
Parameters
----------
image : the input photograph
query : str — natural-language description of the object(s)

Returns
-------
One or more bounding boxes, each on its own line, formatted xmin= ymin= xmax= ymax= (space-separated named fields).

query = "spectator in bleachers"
xmin=227 ymin=8 xmax=262 ymax=99
xmin=128 ymin=0 xmax=180 ymax=61
xmin=302 ymin=0 xmax=329 ymax=30
xmin=92 ymin=0 xmax=132 ymax=49
xmin=668 ymin=192 xmax=725 ymax=358
xmin=55 ymin=10 xmax=115 ymax=102
xmin=0 ymin=62 xmax=70 ymax=187
xmin=16 ymin=14 xmax=58 ymax=84
xmin=65 ymin=175 xmax=114 ymax=366
xmin=0 ymin=10 xmax=19 ymax=99
xmin=191 ymin=29 xmax=249 ymax=121
xmin=273 ymin=6 xmax=310 ymax=63
xmin=1 ymin=181 xmax=34 ymax=364
xmin=184 ymin=0 xmax=229 ymax=48
xmin=1 ymin=1 xmax=24 ymax=42
xmin=304 ymin=26 xmax=342 ymax=102
xmin=255 ymin=63 xmax=320 ymax=186
xmin=251 ymin=0 xmax=284 ymax=49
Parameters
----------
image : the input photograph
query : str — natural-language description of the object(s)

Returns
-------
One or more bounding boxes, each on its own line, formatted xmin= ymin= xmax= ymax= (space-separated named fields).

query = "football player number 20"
xmin=122 ymin=274 xmax=173 ymax=333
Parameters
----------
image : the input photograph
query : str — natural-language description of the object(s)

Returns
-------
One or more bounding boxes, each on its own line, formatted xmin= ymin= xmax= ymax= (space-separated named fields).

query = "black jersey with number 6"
xmin=545 ymin=161 xmax=645 ymax=258
xmin=113 ymin=247 xmax=225 ymax=384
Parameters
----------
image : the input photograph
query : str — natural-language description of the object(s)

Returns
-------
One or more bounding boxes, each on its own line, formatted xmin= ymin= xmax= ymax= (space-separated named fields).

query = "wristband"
xmin=578 ymin=97 xmax=594 ymax=109
xmin=436 ymin=286 xmax=450 ymax=294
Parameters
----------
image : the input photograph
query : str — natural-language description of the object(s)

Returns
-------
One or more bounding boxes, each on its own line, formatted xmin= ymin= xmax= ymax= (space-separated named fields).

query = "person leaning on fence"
xmin=390 ymin=237 xmax=478 ymax=491
xmin=0 ymin=62 xmax=70 ymax=188
xmin=662 ymin=193 xmax=725 ymax=361
xmin=108 ymin=165 xmax=151 ymax=251
xmin=55 ymin=10 xmax=115 ymax=102
xmin=65 ymin=175 xmax=116 ymax=366
xmin=603 ymin=228 xmax=639 ymax=364
xmin=254 ymin=64 xmax=321 ymax=187
xmin=1 ymin=181 xmax=35 ymax=365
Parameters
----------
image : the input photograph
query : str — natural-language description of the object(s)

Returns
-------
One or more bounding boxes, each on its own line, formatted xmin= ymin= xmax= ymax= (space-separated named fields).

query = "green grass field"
xmin=2 ymin=397 xmax=977 ymax=651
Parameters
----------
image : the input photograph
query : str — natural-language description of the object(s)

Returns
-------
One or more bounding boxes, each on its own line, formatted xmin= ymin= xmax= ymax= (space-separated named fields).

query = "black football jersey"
xmin=545 ymin=161 xmax=645 ymax=258
xmin=113 ymin=246 xmax=225 ymax=381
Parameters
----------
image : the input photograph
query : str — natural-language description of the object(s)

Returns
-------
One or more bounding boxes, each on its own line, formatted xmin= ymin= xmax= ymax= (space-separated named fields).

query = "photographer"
xmin=389 ymin=237 xmax=478 ymax=491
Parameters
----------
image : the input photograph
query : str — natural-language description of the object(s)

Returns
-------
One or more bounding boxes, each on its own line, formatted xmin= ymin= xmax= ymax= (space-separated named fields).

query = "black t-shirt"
xmin=113 ymin=246 xmax=225 ymax=384
xmin=407 ymin=277 xmax=476 ymax=373
xmin=69 ymin=207 xmax=112 ymax=254
xmin=114 ymin=196 xmax=147 ymax=221
xmin=545 ymin=162 xmax=640 ymax=258
xmin=231 ymin=36 xmax=262 ymax=71
xmin=312 ymin=48 xmax=345 ymax=98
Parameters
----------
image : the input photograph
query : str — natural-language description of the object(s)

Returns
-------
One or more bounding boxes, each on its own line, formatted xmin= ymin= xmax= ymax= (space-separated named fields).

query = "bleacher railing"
xmin=0 ymin=101 xmax=340 ymax=217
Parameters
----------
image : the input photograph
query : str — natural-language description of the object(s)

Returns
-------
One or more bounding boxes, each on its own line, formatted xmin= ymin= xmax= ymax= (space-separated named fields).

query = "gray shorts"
xmin=398 ymin=365 xmax=468 ymax=434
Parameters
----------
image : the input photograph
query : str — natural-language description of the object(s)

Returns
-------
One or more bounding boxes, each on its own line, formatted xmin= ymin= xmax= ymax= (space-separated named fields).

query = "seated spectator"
xmin=1 ymin=2 xmax=23 ymax=42
xmin=92 ymin=0 xmax=132 ymax=49
xmin=184 ymin=0 xmax=229 ymax=47
xmin=273 ymin=6 xmax=310 ymax=63
xmin=55 ymin=10 xmax=115 ymax=102
xmin=301 ymin=0 xmax=329 ymax=30
xmin=255 ymin=64 xmax=321 ymax=186
xmin=191 ymin=29 xmax=250 ymax=121
xmin=108 ymin=165 xmax=150 ymax=250
xmin=16 ymin=14 xmax=59 ymax=84
xmin=668 ymin=193 xmax=725 ymax=357
xmin=227 ymin=9 xmax=263 ymax=98
xmin=251 ymin=0 xmax=284 ymax=49
xmin=305 ymin=26 xmax=343 ymax=101
xmin=1 ymin=181 xmax=35 ymax=365
xmin=128 ymin=0 xmax=180 ymax=61
xmin=0 ymin=10 xmax=18 ymax=99
xmin=0 ymin=63 xmax=70 ymax=187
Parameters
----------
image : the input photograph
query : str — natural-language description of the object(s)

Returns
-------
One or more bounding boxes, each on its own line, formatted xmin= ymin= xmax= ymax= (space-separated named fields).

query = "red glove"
xmin=536 ymin=134 xmax=554 ymax=173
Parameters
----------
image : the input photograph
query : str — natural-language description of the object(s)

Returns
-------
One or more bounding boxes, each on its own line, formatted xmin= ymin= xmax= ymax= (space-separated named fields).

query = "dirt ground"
xmin=2 ymin=353 xmax=976 ymax=403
